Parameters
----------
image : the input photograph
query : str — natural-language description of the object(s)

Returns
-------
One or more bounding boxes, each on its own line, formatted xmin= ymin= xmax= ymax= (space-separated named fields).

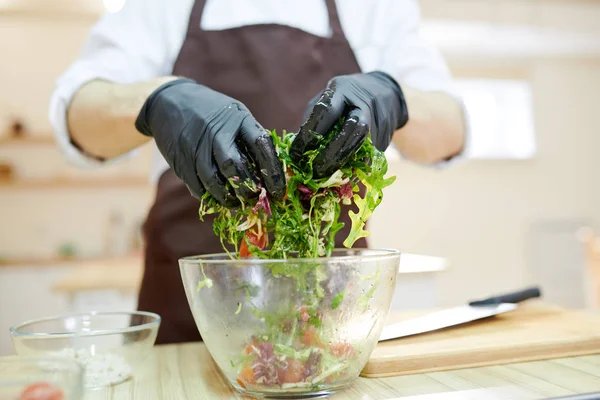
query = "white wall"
xmin=0 ymin=14 xmax=154 ymax=259
xmin=0 ymin=15 xmax=93 ymax=133
xmin=370 ymin=58 xmax=600 ymax=304
xmin=371 ymin=0 xmax=600 ymax=305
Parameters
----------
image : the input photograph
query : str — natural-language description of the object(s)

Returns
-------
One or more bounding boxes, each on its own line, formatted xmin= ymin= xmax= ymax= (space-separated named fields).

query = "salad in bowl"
xmin=180 ymin=125 xmax=400 ymax=398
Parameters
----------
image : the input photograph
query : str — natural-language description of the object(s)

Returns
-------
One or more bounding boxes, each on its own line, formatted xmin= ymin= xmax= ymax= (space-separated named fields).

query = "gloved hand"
xmin=135 ymin=78 xmax=285 ymax=207
xmin=290 ymin=71 xmax=409 ymax=177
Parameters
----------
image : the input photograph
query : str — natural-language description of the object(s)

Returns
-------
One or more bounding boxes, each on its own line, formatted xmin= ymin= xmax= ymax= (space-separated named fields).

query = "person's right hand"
xmin=135 ymin=78 xmax=285 ymax=207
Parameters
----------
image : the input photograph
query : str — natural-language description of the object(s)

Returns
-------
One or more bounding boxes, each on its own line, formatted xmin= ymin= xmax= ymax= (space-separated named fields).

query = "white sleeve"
xmin=376 ymin=0 xmax=471 ymax=165
xmin=48 ymin=0 xmax=192 ymax=168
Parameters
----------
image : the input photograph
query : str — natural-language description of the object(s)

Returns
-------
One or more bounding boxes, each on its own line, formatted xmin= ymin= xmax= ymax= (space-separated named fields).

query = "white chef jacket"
xmin=49 ymin=0 xmax=468 ymax=184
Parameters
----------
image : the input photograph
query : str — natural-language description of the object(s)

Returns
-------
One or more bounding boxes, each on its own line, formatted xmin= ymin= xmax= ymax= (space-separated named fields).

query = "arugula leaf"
xmin=331 ymin=291 xmax=345 ymax=310
xmin=358 ymin=269 xmax=381 ymax=311
xmin=196 ymin=266 xmax=213 ymax=291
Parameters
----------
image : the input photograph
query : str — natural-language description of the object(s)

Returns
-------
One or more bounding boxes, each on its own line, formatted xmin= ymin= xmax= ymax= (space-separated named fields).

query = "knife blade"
xmin=379 ymin=286 xmax=542 ymax=341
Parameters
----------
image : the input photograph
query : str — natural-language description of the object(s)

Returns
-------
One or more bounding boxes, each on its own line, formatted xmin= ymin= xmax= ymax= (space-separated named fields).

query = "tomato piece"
xmin=278 ymin=358 xmax=305 ymax=384
xmin=329 ymin=342 xmax=355 ymax=359
xmin=244 ymin=337 xmax=259 ymax=355
xmin=246 ymin=230 xmax=267 ymax=249
xmin=299 ymin=307 xmax=310 ymax=323
xmin=301 ymin=327 xmax=324 ymax=348
xmin=238 ymin=365 xmax=255 ymax=386
xmin=19 ymin=382 xmax=64 ymax=400
xmin=239 ymin=227 xmax=267 ymax=258
xmin=239 ymin=238 xmax=251 ymax=258
xmin=236 ymin=378 xmax=247 ymax=389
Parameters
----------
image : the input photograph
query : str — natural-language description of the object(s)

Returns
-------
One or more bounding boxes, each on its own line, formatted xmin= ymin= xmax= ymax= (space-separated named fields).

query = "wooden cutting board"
xmin=361 ymin=303 xmax=600 ymax=377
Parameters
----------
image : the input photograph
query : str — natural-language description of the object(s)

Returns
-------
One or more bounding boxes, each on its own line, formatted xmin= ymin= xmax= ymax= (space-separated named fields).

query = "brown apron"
xmin=138 ymin=0 xmax=366 ymax=345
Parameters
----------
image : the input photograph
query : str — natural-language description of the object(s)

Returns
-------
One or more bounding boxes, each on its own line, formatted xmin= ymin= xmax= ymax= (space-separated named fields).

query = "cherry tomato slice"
xmin=240 ymin=238 xmax=251 ymax=258
xmin=299 ymin=307 xmax=310 ymax=323
xmin=278 ymin=358 xmax=304 ymax=384
xmin=238 ymin=365 xmax=255 ymax=386
xmin=329 ymin=342 xmax=355 ymax=359
xmin=246 ymin=230 xmax=267 ymax=249
xmin=301 ymin=326 xmax=325 ymax=348
xmin=19 ymin=382 xmax=64 ymax=400
xmin=239 ymin=227 xmax=267 ymax=258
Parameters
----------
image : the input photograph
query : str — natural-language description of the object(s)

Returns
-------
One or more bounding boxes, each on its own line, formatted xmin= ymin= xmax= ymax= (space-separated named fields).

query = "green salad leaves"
xmin=198 ymin=120 xmax=396 ymax=259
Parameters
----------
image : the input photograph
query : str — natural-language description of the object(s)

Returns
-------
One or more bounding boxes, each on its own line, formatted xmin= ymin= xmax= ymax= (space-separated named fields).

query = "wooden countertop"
xmin=82 ymin=342 xmax=600 ymax=400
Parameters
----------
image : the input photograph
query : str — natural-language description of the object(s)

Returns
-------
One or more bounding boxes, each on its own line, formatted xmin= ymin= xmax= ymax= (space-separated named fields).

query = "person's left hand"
xmin=290 ymin=71 xmax=409 ymax=177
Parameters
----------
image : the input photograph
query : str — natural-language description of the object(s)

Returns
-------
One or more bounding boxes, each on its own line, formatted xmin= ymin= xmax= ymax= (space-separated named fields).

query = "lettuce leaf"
xmin=344 ymin=146 xmax=396 ymax=248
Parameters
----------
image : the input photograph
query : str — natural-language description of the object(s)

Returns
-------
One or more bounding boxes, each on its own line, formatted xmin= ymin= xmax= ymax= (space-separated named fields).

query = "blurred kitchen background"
xmin=1 ymin=0 xmax=599 ymax=356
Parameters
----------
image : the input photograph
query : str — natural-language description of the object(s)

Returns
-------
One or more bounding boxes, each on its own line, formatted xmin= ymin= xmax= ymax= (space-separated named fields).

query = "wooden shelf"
xmin=0 ymin=254 xmax=142 ymax=268
xmin=0 ymin=254 xmax=144 ymax=292
xmin=0 ymin=257 xmax=77 ymax=267
xmin=52 ymin=258 xmax=144 ymax=293
xmin=0 ymin=136 xmax=55 ymax=146
xmin=0 ymin=177 xmax=150 ymax=189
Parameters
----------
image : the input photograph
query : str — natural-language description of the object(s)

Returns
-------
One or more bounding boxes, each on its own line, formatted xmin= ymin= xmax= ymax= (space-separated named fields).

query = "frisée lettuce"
xmin=199 ymin=119 xmax=396 ymax=259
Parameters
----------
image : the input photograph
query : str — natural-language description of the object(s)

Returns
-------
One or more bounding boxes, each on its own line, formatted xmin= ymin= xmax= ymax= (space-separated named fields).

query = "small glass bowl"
xmin=9 ymin=311 xmax=160 ymax=389
xmin=0 ymin=356 xmax=83 ymax=399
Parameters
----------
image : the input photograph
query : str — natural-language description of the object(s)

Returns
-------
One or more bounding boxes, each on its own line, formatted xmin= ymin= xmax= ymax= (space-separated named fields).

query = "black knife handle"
xmin=545 ymin=392 xmax=600 ymax=400
xmin=468 ymin=286 xmax=542 ymax=306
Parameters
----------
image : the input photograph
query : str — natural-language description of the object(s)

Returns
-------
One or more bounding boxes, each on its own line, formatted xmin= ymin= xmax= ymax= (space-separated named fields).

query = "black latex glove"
xmin=135 ymin=78 xmax=285 ymax=207
xmin=290 ymin=71 xmax=409 ymax=177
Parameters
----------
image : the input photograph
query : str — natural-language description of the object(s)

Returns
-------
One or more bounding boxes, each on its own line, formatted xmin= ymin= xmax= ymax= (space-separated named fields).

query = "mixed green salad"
xmin=198 ymin=121 xmax=395 ymax=389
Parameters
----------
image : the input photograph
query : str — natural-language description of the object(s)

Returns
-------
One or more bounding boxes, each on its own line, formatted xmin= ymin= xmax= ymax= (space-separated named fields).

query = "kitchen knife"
xmin=379 ymin=286 xmax=542 ymax=341
xmin=545 ymin=392 xmax=600 ymax=400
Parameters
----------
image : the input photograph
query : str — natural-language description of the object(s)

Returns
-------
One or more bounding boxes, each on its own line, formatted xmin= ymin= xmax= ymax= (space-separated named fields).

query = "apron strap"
xmin=186 ymin=0 xmax=208 ymax=36
xmin=324 ymin=0 xmax=345 ymax=39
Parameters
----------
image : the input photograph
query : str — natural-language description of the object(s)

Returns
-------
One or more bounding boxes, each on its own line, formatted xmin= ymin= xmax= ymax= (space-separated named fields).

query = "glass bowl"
xmin=0 ymin=356 xmax=83 ymax=399
xmin=179 ymin=248 xmax=400 ymax=399
xmin=9 ymin=311 xmax=160 ymax=389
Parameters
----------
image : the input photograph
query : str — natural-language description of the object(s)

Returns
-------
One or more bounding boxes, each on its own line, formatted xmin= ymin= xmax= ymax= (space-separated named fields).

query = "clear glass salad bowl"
xmin=179 ymin=248 xmax=400 ymax=399
xmin=10 ymin=311 xmax=161 ymax=389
